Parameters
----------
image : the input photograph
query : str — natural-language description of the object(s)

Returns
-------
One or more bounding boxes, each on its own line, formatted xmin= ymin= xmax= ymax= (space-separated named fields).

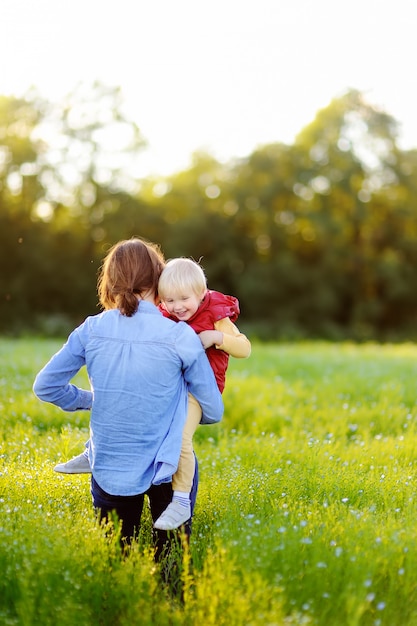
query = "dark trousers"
xmin=91 ymin=458 xmax=199 ymax=559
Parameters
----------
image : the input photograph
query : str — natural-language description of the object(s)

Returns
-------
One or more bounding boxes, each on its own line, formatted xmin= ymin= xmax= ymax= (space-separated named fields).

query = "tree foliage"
xmin=2 ymin=85 xmax=417 ymax=340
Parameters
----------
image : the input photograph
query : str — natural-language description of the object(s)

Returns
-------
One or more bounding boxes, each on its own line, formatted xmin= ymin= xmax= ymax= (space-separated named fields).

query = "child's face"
xmin=162 ymin=289 xmax=205 ymax=321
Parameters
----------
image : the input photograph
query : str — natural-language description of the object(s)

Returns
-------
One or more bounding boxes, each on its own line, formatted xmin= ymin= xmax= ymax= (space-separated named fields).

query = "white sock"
xmin=173 ymin=491 xmax=191 ymax=508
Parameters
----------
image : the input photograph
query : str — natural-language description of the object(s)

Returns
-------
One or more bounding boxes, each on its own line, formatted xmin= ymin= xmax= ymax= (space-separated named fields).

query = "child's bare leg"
xmin=154 ymin=394 xmax=201 ymax=530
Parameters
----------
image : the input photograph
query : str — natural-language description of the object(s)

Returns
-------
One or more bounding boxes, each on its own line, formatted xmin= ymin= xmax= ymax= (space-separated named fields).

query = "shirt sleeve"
xmin=33 ymin=324 xmax=93 ymax=412
xmin=214 ymin=317 xmax=251 ymax=358
xmin=175 ymin=322 xmax=224 ymax=425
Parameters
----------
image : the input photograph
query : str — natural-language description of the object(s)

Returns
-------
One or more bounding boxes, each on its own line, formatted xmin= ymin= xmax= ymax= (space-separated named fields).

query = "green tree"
xmin=293 ymin=89 xmax=415 ymax=336
xmin=0 ymin=85 xmax=148 ymax=333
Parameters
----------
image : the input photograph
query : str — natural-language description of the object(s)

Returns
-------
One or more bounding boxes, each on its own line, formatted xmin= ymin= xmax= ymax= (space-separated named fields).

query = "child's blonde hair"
xmin=158 ymin=258 xmax=207 ymax=299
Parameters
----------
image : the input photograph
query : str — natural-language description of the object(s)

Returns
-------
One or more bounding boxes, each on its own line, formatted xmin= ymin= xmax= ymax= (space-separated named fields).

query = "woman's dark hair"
xmin=98 ymin=238 xmax=165 ymax=316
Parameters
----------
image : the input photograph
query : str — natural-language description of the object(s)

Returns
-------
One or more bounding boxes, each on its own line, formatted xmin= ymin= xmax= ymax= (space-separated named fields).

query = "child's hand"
xmin=198 ymin=330 xmax=223 ymax=349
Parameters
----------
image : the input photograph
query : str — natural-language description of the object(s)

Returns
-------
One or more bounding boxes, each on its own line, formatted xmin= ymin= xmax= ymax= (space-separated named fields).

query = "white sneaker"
xmin=54 ymin=453 xmax=91 ymax=474
xmin=153 ymin=501 xmax=191 ymax=530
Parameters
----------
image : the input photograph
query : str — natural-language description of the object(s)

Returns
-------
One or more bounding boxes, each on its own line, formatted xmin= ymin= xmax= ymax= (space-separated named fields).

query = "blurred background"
xmin=1 ymin=0 xmax=417 ymax=340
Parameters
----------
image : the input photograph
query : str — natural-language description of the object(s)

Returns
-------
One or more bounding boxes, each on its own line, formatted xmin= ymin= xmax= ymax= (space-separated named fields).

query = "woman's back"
xmin=84 ymin=303 xmax=190 ymax=494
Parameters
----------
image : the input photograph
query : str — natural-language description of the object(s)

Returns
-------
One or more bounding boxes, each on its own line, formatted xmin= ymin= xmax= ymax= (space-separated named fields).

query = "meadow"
xmin=1 ymin=338 xmax=417 ymax=625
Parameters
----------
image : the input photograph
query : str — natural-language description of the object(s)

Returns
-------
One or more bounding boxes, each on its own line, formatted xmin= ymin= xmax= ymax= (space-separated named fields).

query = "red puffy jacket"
xmin=161 ymin=290 xmax=239 ymax=392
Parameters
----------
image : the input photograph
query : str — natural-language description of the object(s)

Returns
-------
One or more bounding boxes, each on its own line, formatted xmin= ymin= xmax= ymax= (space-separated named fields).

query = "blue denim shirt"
xmin=33 ymin=301 xmax=223 ymax=495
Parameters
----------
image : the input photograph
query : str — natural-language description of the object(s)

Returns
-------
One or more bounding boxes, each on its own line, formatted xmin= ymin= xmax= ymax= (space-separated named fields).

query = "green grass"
xmin=2 ymin=338 xmax=417 ymax=624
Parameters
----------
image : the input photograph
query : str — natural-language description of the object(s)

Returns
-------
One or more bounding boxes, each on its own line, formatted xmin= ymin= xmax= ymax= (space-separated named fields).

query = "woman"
xmin=33 ymin=238 xmax=223 ymax=548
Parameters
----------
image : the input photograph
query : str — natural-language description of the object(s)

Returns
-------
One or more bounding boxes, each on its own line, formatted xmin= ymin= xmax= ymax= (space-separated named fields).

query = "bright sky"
xmin=1 ymin=0 xmax=416 ymax=177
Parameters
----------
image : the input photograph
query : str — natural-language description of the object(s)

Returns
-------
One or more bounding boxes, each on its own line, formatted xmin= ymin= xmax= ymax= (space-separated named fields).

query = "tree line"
xmin=2 ymin=84 xmax=417 ymax=340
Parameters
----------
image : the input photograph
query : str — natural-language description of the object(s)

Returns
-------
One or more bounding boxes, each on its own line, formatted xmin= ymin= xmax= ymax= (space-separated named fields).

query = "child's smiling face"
xmin=162 ymin=289 xmax=205 ymax=321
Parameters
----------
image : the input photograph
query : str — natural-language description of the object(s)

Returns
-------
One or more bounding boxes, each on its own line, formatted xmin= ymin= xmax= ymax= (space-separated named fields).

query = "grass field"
xmin=1 ymin=338 xmax=417 ymax=625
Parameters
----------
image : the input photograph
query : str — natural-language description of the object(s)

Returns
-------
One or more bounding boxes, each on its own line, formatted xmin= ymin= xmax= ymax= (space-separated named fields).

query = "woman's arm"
xmin=33 ymin=327 xmax=93 ymax=412
xmin=176 ymin=323 xmax=224 ymax=425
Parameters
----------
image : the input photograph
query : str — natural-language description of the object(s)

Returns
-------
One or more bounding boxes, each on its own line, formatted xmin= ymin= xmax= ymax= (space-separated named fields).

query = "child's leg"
xmin=172 ymin=394 xmax=202 ymax=493
xmin=153 ymin=394 xmax=202 ymax=530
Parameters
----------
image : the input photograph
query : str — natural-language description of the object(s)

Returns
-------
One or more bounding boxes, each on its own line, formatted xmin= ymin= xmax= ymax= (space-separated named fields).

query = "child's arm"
xmin=198 ymin=317 xmax=251 ymax=358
